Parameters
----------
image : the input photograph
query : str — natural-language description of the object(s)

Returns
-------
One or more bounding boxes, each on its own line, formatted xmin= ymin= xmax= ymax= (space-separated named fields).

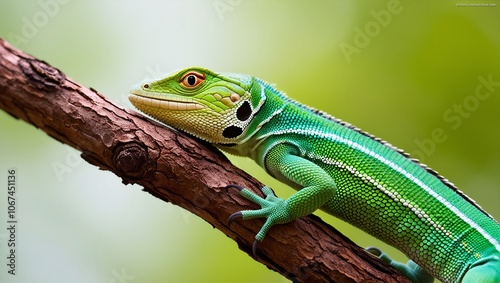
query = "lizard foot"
xmin=366 ymin=247 xmax=434 ymax=283
xmin=226 ymin=184 xmax=292 ymax=244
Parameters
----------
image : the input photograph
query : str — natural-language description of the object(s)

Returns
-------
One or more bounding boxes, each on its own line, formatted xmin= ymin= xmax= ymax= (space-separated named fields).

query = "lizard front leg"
xmin=228 ymin=143 xmax=337 ymax=249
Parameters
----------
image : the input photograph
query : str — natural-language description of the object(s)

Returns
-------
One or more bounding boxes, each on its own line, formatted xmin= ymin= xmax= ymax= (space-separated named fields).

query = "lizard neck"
xmin=216 ymin=77 xmax=289 ymax=159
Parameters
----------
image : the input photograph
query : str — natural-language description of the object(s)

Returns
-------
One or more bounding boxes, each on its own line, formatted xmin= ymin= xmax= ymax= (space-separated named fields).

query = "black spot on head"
xmin=236 ymin=101 xmax=252 ymax=121
xmin=222 ymin=126 xmax=243 ymax=138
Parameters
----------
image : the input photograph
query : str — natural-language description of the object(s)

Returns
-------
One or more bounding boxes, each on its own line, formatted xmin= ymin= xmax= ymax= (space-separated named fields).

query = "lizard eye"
xmin=180 ymin=72 xmax=205 ymax=88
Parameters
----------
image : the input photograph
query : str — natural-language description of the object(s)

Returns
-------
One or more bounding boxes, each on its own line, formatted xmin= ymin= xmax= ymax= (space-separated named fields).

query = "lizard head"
xmin=129 ymin=67 xmax=262 ymax=144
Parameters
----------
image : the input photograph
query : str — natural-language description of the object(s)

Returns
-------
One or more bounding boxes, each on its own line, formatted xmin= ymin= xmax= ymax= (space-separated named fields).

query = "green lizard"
xmin=129 ymin=67 xmax=500 ymax=283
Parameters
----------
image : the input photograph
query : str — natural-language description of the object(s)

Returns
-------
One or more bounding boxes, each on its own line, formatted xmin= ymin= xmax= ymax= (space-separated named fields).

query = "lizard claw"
xmin=228 ymin=211 xmax=260 ymax=258
xmin=225 ymin=184 xmax=245 ymax=192
xmin=226 ymin=184 xmax=245 ymax=227
xmin=252 ymin=240 xmax=259 ymax=258
xmin=228 ymin=211 xmax=243 ymax=226
xmin=227 ymin=184 xmax=289 ymax=257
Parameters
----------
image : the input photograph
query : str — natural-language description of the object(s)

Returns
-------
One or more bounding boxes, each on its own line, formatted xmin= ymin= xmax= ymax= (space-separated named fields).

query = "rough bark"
xmin=0 ymin=38 xmax=410 ymax=283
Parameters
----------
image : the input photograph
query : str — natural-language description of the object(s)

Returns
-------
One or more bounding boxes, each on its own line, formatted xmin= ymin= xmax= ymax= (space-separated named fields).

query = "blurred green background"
xmin=1 ymin=1 xmax=499 ymax=282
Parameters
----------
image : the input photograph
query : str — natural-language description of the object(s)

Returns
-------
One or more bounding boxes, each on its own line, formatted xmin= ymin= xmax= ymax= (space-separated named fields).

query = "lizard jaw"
xmin=128 ymin=94 xmax=205 ymax=111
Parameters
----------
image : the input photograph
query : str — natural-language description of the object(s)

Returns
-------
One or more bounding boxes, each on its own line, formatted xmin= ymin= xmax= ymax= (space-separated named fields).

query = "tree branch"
xmin=0 ymin=38 xmax=409 ymax=283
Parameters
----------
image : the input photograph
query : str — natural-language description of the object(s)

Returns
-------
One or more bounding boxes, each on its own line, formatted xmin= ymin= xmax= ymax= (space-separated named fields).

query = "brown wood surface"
xmin=0 ymin=38 xmax=410 ymax=283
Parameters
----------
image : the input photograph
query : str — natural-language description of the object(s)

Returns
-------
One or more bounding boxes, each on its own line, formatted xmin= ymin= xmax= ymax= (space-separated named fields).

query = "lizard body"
xmin=129 ymin=67 xmax=500 ymax=283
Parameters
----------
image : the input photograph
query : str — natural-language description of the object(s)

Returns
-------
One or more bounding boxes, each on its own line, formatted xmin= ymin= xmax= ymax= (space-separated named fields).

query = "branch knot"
xmin=113 ymin=142 xmax=150 ymax=181
xmin=19 ymin=58 xmax=65 ymax=90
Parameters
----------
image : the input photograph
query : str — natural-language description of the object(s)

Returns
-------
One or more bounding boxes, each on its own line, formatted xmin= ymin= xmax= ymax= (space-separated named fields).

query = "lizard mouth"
xmin=128 ymin=93 xmax=205 ymax=111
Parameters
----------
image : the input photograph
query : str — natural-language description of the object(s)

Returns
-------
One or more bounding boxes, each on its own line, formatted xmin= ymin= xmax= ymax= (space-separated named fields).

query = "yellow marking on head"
xmin=129 ymin=94 xmax=205 ymax=111
xmin=220 ymin=97 xmax=234 ymax=107
xmin=230 ymin=93 xmax=240 ymax=102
